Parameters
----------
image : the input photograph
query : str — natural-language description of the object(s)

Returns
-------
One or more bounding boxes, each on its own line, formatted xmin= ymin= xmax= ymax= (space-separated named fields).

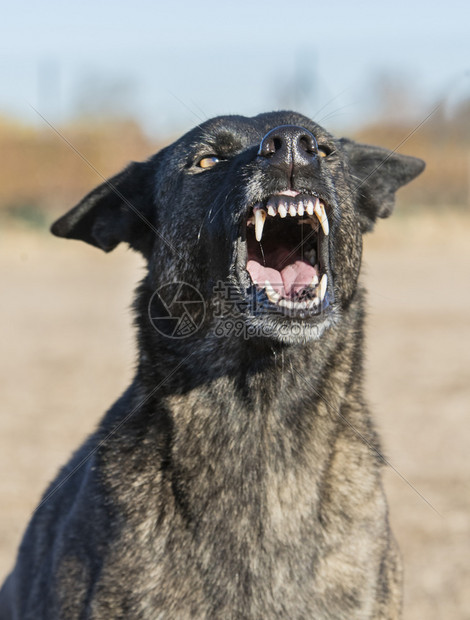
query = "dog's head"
xmin=52 ymin=112 xmax=424 ymax=344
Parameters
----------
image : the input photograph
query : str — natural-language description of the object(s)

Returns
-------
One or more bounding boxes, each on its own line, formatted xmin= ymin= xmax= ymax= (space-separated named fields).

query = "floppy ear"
xmin=51 ymin=159 xmax=157 ymax=257
xmin=340 ymin=139 xmax=425 ymax=232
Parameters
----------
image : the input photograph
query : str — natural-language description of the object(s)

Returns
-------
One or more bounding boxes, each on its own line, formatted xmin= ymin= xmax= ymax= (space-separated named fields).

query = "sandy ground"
xmin=0 ymin=211 xmax=469 ymax=619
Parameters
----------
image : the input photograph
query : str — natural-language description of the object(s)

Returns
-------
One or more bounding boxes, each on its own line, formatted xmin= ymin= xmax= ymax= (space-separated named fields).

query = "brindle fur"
xmin=0 ymin=112 xmax=424 ymax=619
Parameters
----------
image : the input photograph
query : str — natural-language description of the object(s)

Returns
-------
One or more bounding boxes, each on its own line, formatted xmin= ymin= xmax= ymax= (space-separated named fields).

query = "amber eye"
xmin=198 ymin=156 xmax=220 ymax=169
xmin=318 ymin=145 xmax=332 ymax=158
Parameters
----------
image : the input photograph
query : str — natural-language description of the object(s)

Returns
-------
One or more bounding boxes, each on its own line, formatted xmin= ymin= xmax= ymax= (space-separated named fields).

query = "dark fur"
xmin=0 ymin=112 xmax=424 ymax=619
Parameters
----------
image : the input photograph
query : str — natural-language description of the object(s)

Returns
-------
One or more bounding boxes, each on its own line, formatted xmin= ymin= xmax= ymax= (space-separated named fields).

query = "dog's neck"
xmin=142 ymin=302 xmax=369 ymax=545
xmin=104 ymin=288 xmax=376 ymax=573
xmin=133 ymin=286 xmax=368 ymax=473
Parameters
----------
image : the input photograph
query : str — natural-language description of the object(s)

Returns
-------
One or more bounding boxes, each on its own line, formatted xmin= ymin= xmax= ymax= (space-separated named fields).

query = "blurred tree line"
xmin=356 ymin=99 xmax=470 ymax=210
xmin=0 ymin=117 xmax=159 ymax=226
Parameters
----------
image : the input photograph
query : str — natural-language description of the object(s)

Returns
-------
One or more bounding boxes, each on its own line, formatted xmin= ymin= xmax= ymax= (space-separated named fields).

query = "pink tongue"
xmin=247 ymin=259 xmax=317 ymax=298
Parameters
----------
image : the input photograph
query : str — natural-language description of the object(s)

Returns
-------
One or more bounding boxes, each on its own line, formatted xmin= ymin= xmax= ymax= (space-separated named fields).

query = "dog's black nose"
xmin=258 ymin=125 xmax=318 ymax=166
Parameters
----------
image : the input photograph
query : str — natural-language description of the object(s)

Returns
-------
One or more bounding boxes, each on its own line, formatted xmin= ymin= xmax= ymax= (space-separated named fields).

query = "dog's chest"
xmin=93 ymin=493 xmax=381 ymax=619
xmin=92 ymin=415 xmax=385 ymax=619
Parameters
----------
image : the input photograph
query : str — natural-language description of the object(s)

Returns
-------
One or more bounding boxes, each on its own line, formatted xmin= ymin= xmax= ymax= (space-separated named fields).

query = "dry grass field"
xmin=0 ymin=210 xmax=469 ymax=619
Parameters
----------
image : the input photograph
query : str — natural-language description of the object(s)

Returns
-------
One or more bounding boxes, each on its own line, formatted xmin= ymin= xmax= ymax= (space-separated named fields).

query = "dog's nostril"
xmin=258 ymin=125 xmax=319 ymax=161
xmin=259 ymin=135 xmax=283 ymax=157
xmin=299 ymin=134 xmax=317 ymax=155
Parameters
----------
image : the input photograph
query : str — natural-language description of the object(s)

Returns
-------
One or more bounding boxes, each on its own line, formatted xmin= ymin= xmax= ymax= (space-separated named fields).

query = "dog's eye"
xmin=318 ymin=146 xmax=332 ymax=158
xmin=198 ymin=156 xmax=220 ymax=169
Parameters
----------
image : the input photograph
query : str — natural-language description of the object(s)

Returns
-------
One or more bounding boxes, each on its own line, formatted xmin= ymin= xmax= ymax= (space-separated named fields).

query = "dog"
xmin=0 ymin=111 xmax=424 ymax=619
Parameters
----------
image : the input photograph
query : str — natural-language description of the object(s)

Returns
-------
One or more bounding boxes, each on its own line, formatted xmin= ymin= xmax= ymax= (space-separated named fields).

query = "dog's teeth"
xmin=265 ymin=280 xmax=281 ymax=303
xmin=297 ymin=201 xmax=305 ymax=216
xmin=314 ymin=199 xmax=329 ymax=236
xmin=266 ymin=197 xmax=277 ymax=216
xmin=309 ymin=273 xmax=319 ymax=288
xmin=289 ymin=204 xmax=297 ymax=217
xmin=320 ymin=203 xmax=329 ymax=236
xmin=318 ymin=274 xmax=327 ymax=302
xmin=278 ymin=203 xmax=287 ymax=218
xmin=254 ymin=206 xmax=267 ymax=242
xmin=305 ymin=199 xmax=314 ymax=216
xmin=313 ymin=197 xmax=321 ymax=223
xmin=278 ymin=298 xmax=294 ymax=310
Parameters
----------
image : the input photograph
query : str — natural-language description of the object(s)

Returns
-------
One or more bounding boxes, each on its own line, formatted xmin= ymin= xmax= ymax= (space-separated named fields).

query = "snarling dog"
xmin=0 ymin=112 xmax=424 ymax=619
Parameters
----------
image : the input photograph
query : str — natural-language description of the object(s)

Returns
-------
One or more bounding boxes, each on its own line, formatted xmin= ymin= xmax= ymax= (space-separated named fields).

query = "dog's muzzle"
xmin=257 ymin=125 xmax=319 ymax=170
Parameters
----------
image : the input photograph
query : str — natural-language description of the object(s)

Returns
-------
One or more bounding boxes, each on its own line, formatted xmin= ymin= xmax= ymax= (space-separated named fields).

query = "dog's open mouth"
xmin=245 ymin=190 xmax=330 ymax=313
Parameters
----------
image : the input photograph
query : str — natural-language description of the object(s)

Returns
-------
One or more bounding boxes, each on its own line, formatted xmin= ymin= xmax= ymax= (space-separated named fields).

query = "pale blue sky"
xmin=1 ymin=0 xmax=469 ymax=135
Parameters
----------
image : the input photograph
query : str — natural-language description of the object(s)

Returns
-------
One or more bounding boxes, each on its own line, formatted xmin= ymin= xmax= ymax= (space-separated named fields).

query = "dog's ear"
xmin=51 ymin=160 xmax=156 ymax=256
xmin=340 ymin=139 xmax=425 ymax=232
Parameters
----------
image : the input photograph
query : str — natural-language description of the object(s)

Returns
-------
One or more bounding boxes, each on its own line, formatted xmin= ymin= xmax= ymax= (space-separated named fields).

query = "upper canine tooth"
xmin=305 ymin=199 xmax=314 ymax=216
xmin=253 ymin=206 xmax=267 ymax=242
xmin=289 ymin=203 xmax=297 ymax=217
xmin=278 ymin=202 xmax=287 ymax=218
xmin=314 ymin=199 xmax=329 ymax=236
xmin=319 ymin=273 xmax=327 ymax=302
xmin=320 ymin=203 xmax=329 ymax=235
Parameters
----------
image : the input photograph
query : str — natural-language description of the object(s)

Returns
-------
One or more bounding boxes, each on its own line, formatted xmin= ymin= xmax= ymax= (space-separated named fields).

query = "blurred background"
xmin=0 ymin=1 xmax=469 ymax=618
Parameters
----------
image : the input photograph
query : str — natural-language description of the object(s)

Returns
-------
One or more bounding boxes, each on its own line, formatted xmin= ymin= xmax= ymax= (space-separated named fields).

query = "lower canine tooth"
xmin=309 ymin=273 xmax=319 ymax=287
xmin=265 ymin=280 xmax=281 ymax=303
xmin=254 ymin=206 xmax=267 ymax=242
xmin=319 ymin=274 xmax=327 ymax=302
